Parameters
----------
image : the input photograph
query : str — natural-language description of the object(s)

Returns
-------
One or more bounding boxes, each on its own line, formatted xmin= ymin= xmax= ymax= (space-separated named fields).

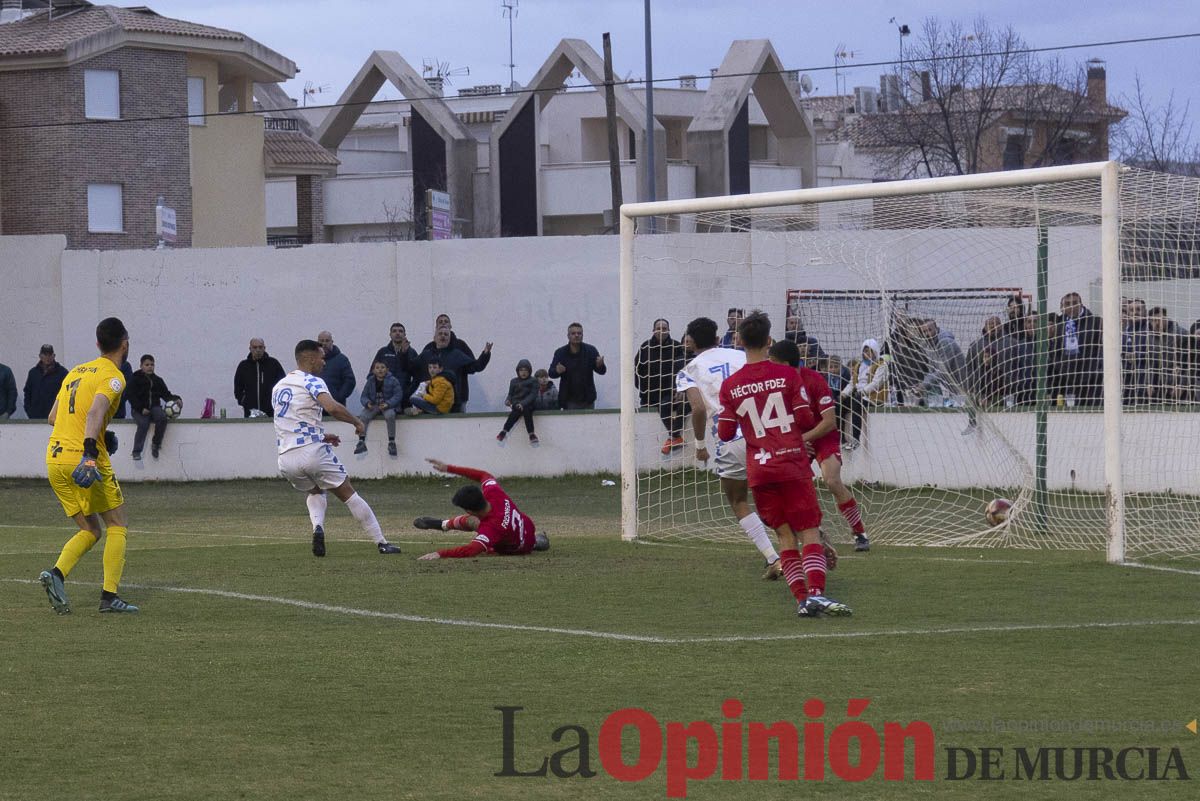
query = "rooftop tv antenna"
xmin=501 ymin=0 xmax=518 ymax=90
xmin=833 ymin=43 xmax=860 ymax=97
xmin=422 ymin=59 xmax=470 ymax=87
xmin=302 ymin=81 xmax=331 ymax=107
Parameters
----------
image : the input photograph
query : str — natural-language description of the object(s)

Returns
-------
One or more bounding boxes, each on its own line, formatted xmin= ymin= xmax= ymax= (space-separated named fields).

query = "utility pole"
xmin=603 ymin=32 xmax=623 ymax=233
xmin=643 ymin=0 xmax=656 ymax=231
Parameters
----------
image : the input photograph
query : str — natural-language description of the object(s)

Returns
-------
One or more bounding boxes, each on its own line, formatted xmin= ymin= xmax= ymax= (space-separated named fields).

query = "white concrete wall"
xmin=750 ymin=164 xmax=805 ymax=193
xmin=4 ymin=410 xmax=1196 ymax=495
xmin=542 ymin=162 xmax=636 ymax=216
xmin=323 ymin=174 xmax=414 ymax=226
xmin=265 ymin=178 xmax=297 ymax=229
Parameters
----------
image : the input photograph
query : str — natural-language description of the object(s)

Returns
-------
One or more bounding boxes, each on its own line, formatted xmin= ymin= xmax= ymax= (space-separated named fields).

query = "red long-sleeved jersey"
xmin=437 ymin=465 xmax=537 ymax=558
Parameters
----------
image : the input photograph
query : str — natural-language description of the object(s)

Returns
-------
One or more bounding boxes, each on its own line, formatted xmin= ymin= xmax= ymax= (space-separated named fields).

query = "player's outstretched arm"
xmin=317 ymin=392 xmax=365 ymax=438
xmin=425 ymin=458 xmax=494 ymax=483
xmin=685 ymin=387 xmax=709 ymax=461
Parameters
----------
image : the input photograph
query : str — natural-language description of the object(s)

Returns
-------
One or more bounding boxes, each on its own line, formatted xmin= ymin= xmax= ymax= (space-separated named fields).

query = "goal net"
xmin=620 ymin=163 xmax=1200 ymax=566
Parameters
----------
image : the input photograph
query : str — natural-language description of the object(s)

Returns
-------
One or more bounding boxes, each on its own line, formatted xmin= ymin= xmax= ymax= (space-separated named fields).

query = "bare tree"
xmin=867 ymin=17 xmax=1117 ymax=178
xmin=1112 ymin=75 xmax=1200 ymax=176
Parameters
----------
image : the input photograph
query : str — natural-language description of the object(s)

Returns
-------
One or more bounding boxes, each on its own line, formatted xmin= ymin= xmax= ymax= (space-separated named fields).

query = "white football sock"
xmin=345 ymin=492 xmax=386 ymax=545
xmin=740 ymin=513 xmax=779 ymax=562
xmin=306 ymin=492 xmax=327 ymax=529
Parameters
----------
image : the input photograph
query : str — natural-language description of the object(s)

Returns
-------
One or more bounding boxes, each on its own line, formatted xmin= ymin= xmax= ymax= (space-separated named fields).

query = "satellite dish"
xmin=799 ymin=74 xmax=813 ymax=94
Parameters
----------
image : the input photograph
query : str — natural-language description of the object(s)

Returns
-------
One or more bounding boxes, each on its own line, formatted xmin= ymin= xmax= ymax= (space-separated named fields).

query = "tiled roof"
xmin=0 ymin=4 xmax=250 ymax=58
xmin=263 ymin=129 xmax=340 ymax=168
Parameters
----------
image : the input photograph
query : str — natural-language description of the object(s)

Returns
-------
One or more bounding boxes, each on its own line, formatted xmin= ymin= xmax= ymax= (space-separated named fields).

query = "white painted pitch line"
xmin=635 ymin=540 xmax=1038 ymax=564
xmin=1121 ymin=562 xmax=1200 ymax=577
xmin=4 ymin=578 xmax=1196 ymax=645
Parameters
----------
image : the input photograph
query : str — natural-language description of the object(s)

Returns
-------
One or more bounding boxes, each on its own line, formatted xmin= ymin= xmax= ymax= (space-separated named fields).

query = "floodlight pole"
xmin=643 ymin=0 xmax=656 ymax=232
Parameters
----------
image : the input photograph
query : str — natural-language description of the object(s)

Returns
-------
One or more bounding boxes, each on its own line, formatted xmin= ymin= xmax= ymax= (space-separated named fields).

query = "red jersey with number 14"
xmin=717 ymin=360 xmax=819 ymax=486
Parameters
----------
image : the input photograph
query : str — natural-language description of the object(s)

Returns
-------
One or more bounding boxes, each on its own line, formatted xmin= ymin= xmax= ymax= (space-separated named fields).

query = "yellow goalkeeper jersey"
xmin=45 ymin=356 xmax=125 ymax=463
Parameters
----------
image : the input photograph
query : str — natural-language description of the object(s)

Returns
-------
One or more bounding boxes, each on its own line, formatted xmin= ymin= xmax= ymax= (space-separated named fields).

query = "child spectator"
xmin=355 ymin=361 xmax=403 ymax=456
xmin=497 ymin=359 xmax=540 ymax=447
xmin=533 ymin=368 xmax=558 ymax=410
xmin=406 ymin=356 xmax=454 ymax=416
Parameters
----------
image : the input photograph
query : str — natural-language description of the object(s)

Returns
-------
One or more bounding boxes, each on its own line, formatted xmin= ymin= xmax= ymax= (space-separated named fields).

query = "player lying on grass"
xmin=272 ymin=339 xmax=403 ymax=557
xmin=717 ymin=311 xmax=851 ymax=618
xmin=768 ymin=339 xmax=871 ymax=553
xmin=414 ymin=459 xmax=550 ymax=559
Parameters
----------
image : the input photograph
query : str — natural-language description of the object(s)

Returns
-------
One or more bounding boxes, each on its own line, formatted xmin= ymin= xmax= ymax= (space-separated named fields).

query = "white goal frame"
xmin=618 ymin=161 xmax=1125 ymax=562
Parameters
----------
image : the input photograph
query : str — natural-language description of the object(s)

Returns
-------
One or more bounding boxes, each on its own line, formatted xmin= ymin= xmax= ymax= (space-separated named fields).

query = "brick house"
xmin=0 ymin=1 xmax=331 ymax=249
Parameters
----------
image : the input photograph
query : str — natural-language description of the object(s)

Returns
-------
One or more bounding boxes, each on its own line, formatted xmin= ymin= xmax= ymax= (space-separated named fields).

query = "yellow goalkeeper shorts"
xmin=47 ymin=461 xmax=124 ymax=518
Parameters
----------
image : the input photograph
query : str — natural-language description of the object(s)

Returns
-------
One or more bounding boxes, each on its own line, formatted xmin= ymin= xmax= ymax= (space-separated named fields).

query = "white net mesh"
xmin=628 ymin=167 xmax=1200 ymax=566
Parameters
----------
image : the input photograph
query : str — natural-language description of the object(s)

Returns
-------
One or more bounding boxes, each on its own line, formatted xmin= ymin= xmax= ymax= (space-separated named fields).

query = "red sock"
xmin=446 ymin=514 xmax=474 ymax=531
xmin=779 ymin=549 xmax=807 ymax=603
xmin=838 ymin=498 xmax=865 ymax=534
xmin=801 ymin=543 xmax=827 ymax=596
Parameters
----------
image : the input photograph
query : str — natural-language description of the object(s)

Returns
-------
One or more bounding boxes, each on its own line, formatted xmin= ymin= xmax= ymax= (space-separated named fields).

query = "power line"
xmin=2 ymin=30 xmax=1198 ymax=132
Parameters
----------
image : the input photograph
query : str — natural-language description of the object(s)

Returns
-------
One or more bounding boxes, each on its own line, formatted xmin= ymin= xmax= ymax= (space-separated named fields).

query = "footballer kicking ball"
xmin=164 ymin=397 xmax=183 ymax=419
xmin=985 ymin=498 xmax=1012 ymax=526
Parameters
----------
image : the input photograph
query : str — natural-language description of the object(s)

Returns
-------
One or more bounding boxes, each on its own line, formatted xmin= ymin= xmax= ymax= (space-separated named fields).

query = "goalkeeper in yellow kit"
xmin=38 ymin=317 xmax=138 ymax=614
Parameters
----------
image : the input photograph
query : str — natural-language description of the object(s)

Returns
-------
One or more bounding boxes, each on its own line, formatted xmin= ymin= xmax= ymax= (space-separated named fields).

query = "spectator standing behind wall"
xmin=919 ymin=319 xmax=966 ymax=402
xmin=1146 ymin=307 xmax=1186 ymax=403
xmin=550 ymin=322 xmax=607 ymax=410
xmin=0 ymin=358 xmax=16 ymax=418
xmin=1050 ymin=292 xmax=1102 ymax=407
xmin=372 ymin=323 xmax=422 ymax=411
xmin=418 ymin=326 xmax=492 ymax=413
xmin=24 ymin=344 xmax=68 ymax=420
xmin=234 ymin=338 xmax=286 ymax=417
xmin=885 ymin=314 xmax=929 ymax=406
xmin=111 ymin=356 xmax=134 ymax=419
xmin=719 ymin=308 xmax=744 ymax=349
xmin=1187 ymin=321 xmax=1200 ymax=402
xmin=532 ymin=368 xmax=558 ymax=410
xmin=634 ymin=319 xmax=687 ymax=453
xmin=1121 ymin=299 xmax=1150 ymax=406
xmin=965 ymin=316 xmax=1007 ymax=406
xmin=317 ymin=331 xmax=356 ymax=406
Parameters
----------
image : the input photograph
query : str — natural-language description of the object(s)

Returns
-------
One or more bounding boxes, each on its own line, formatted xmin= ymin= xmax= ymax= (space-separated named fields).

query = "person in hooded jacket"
xmin=496 ymin=359 xmax=540 ymax=447
xmin=840 ymin=338 xmax=889 ymax=450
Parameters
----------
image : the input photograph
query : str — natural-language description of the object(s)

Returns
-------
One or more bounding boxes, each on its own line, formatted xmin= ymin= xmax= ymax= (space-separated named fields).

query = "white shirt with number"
xmin=676 ymin=347 xmax=747 ymax=446
xmin=272 ymin=371 xmax=330 ymax=454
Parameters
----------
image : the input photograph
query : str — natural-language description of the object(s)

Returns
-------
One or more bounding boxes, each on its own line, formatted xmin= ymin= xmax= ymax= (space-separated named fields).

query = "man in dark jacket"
xmin=234 ymin=337 xmax=286 ymax=417
xmin=1051 ymin=292 xmax=1103 ymax=406
xmin=0 ymin=359 xmax=16 ymax=418
xmin=317 ymin=330 xmax=356 ymax=407
xmin=372 ymin=322 xmax=422 ymax=410
xmin=23 ymin=344 xmax=68 ymax=420
xmin=634 ymin=318 xmax=687 ymax=452
xmin=418 ymin=325 xmax=492 ymax=412
xmin=111 ymin=357 xmax=134 ymax=419
xmin=550 ymin=322 xmax=607 ymax=410
xmin=127 ymin=353 xmax=179 ymax=459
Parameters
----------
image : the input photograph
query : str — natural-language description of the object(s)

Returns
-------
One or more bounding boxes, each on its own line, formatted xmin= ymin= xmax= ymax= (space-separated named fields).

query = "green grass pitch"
xmin=1 ymin=476 xmax=1197 ymax=800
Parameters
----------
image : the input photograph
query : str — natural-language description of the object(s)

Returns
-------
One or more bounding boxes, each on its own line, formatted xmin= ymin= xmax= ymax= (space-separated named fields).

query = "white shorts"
xmin=278 ymin=443 xmax=348 ymax=492
xmin=713 ymin=437 xmax=747 ymax=481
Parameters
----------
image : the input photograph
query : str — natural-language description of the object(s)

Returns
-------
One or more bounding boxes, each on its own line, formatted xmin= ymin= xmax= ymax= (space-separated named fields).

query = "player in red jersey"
xmin=717 ymin=312 xmax=851 ymax=617
xmin=769 ymin=339 xmax=870 ymax=553
xmin=414 ymin=459 xmax=550 ymax=559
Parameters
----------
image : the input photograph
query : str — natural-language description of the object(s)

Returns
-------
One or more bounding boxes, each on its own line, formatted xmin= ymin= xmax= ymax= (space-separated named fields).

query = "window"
xmin=87 ymin=184 xmax=123 ymax=233
xmin=84 ymin=69 xmax=119 ymax=119
xmin=187 ymin=76 xmax=205 ymax=125
xmin=1002 ymin=134 xmax=1026 ymax=171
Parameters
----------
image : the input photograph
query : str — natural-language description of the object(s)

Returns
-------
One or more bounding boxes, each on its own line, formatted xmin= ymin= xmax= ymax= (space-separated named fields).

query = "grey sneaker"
xmin=98 ymin=595 xmax=139 ymax=614
xmin=803 ymin=594 xmax=853 ymax=617
xmin=39 ymin=569 xmax=70 ymax=615
xmin=354 ymin=440 xmax=368 ymax=455
xmin=387 ymin=441 xmax=397 ymax=457
xmin=854 ymin=534 xmax=870 ymax=552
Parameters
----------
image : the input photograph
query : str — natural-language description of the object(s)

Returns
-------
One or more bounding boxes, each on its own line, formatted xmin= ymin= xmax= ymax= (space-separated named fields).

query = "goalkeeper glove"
xmin=72 ymin=439 xmax=101 ymax=488
xmin=104 ymin=430 xmax=119 ymax=455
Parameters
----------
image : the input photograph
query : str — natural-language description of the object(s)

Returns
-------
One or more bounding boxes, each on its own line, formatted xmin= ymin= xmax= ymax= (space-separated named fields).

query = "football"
xmin=986 ymin=497 xmax=1013 ymax=526
xmin=164 ymin=397 xmax=183 ymax=419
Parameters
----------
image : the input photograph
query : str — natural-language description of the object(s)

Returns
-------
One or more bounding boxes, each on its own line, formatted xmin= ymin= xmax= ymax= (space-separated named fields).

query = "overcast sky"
xmin=146 ymin=0 xmax=1200 ymax=122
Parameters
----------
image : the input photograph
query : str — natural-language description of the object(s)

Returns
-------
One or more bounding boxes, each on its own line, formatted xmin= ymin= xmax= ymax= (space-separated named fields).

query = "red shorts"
xmin=753 ymin=479 xmax=822 ymax=533
xmin=812 ymin=431 xmax=842 ymax=465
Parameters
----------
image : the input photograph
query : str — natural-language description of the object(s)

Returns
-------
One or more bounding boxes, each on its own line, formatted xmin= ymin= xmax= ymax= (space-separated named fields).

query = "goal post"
xmin=619 ymin=161 xmax=1200 ymax=566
